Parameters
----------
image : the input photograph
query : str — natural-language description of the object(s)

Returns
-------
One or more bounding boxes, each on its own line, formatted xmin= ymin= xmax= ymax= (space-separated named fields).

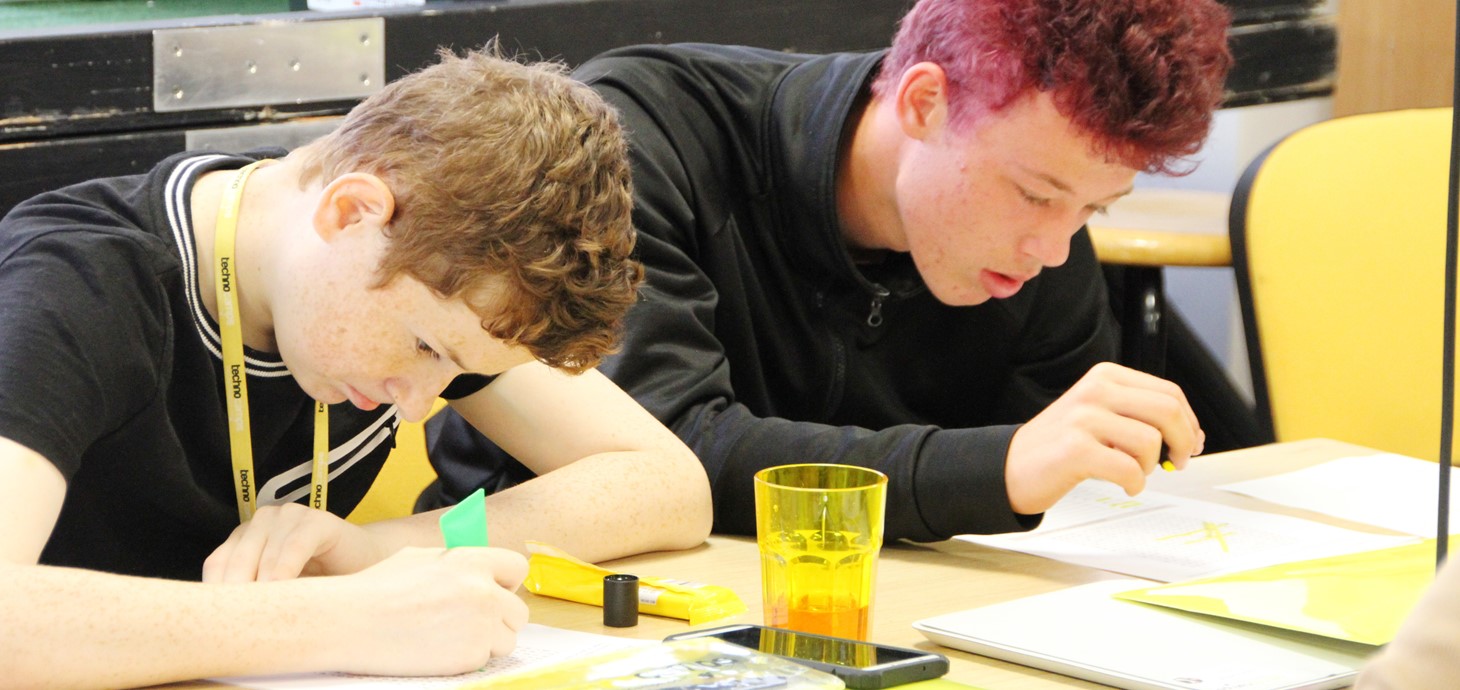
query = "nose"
xmin=386 ymin=369 xmax=456 ymax=423
xmin=1018 ymin=220 xmax=1078 ymax=267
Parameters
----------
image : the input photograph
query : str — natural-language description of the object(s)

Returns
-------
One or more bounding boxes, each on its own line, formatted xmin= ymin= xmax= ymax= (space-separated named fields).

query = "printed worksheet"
xmin=1218 ymin=453 xmax=1460 ymax=537
xmin=958 ymin=481 xmax=1416 ymax=582
xmin=212 ymin=624 xmax=655 ymax=689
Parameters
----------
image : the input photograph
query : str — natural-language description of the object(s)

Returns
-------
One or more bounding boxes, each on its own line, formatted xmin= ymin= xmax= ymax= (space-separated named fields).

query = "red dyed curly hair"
xmin=873 ymin=0 xmax=1233 ymax=175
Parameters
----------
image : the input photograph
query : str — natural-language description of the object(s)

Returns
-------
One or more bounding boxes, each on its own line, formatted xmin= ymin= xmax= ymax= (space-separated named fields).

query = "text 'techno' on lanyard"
xmin=215 ymin=160 xmax=331 ymax=523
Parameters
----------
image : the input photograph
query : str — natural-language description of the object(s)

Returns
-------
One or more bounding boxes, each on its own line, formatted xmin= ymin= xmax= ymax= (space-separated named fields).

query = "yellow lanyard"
xmin=214 ymin=161 xmax=330 ymax=522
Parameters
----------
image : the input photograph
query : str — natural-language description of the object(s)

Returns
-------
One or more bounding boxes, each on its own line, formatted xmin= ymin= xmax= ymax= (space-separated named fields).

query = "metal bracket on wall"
xmin=152 ymin=18 xmax=385 ymax=113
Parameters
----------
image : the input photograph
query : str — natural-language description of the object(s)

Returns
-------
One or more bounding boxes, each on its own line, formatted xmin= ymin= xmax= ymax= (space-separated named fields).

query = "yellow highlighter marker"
xmin=1159 ymin=443 xmax=1175 ymax=472
xmin=440 ymin=487 xmax=489 ymax=548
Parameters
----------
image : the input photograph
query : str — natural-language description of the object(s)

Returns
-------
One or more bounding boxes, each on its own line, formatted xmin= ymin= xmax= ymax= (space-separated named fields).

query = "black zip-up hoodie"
xmin=425 ymin=44 xmax=1119 ymax=543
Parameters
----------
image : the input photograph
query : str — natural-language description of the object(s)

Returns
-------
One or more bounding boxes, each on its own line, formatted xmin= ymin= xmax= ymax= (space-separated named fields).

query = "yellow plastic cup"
xmin=754 ymin=464 xmax=888 ymax=641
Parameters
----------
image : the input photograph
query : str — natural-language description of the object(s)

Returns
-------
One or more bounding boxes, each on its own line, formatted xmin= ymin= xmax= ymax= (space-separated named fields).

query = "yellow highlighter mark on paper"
xmin=1156 ymin=521 xmax=1234 ymax=552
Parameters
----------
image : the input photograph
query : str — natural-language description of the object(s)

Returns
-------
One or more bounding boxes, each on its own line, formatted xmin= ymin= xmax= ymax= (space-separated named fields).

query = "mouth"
xmin=980 ymin=269 xmax=1034 ymax=299
xmin=343 ymin=384 xmax=380 ymax=411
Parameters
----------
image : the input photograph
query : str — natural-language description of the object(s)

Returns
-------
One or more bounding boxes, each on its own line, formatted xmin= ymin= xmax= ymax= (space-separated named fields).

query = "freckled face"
xmin=271 ymin=228 xmax=535 ymax=423
xmin=893 ymin=91 xmax=1138 ymax=306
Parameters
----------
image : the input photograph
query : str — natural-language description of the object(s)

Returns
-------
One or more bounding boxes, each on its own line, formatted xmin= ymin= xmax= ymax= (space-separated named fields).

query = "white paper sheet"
xmin=211 ymin=624 xmax=655 ymax=689
xmin=958 ymin=480 xmax=1415 ymax=582
xmin=1218 ymin=453 xmax=1460 ymax=537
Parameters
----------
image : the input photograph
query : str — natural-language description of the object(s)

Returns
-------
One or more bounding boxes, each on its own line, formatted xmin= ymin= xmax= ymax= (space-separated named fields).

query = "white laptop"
xmin=913 ymin=579 xmax=1375 ymax=690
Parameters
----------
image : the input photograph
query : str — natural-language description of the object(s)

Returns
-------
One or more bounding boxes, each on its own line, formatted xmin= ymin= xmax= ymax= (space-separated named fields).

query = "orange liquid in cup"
xmin=760 ymin=527 xmax=879 ymax=640
xmin=770 ymin=595 xmax=870 ymax=638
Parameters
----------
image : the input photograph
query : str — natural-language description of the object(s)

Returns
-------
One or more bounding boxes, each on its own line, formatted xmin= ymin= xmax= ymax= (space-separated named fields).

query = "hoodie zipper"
xmin=866 ymin=284 xmax=890 ymax=327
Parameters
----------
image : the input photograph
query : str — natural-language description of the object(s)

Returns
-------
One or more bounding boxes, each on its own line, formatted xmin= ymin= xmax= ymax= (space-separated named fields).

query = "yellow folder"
xmin=1115 ymin=539 xmax=1454 ymax=645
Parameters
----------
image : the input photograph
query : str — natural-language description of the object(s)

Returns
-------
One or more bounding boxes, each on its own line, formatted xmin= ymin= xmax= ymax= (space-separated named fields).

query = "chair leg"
xmin=1119 ymin=266 xmax=1168 ymax=376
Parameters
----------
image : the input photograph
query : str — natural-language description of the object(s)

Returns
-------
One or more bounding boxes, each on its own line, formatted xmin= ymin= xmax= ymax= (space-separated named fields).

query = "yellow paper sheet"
xmin=1115 ymin=539 xmax=1454 ymax=645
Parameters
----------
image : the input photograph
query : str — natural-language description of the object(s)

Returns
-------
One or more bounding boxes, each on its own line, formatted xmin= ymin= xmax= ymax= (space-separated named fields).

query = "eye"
xmin=1018 ymin=187 xmax=1052 ymax=208
xmin=415 ymin=339 xmax=441 ymax=360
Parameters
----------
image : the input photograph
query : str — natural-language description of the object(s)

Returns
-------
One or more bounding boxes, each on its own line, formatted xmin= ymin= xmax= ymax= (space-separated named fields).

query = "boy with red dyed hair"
xmin=428 ymin=0 xmax=1233 ymax=541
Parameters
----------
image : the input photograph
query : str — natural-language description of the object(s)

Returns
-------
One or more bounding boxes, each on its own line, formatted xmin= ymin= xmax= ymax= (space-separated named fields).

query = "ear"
xmin=893 ymin=62 xmax=949 ymax=141
xmin=311 ymin=172 xmax=396 ymax=243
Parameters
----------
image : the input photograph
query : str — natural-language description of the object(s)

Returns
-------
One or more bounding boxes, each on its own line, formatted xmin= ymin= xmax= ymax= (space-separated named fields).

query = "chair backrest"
xmin=1232 ymin=107 xmax=1453 ymax=460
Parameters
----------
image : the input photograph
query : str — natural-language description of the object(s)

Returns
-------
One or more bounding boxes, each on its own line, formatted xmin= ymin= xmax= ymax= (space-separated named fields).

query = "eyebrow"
xmin=1017 ymin=165 xmax=1133 ymax=203
xmin=1096 ymin=186 xmax=1135 ymax=204
xmin=440 ymin=341 xmax=470 ymax=372
xmin=1023 ymin=168 xmax=1074 ymax=194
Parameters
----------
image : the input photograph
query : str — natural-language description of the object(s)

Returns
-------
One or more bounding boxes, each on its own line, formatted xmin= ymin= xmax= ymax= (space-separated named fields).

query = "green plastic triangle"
xmin=439 ymin=487 xmax=489 ymax=548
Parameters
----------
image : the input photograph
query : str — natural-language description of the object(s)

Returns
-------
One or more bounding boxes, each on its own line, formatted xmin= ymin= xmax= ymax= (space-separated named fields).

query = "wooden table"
xmin=518 ymin=438 xmax=1392 ymax=689
xmin=169 ymin=438 xmax=1390 ymax=689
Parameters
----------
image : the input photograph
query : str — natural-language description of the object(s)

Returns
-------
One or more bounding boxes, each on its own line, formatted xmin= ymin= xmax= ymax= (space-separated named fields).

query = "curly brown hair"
xmin=296 ymin=45 xmax=641 ymax=372
xmin=874 ymin=0 xmax=1233 ymax=175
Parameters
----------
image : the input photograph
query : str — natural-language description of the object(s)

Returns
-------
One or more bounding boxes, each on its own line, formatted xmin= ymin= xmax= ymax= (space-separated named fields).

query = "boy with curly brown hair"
xmin=0 ymin=47 xmax=710 ymax=688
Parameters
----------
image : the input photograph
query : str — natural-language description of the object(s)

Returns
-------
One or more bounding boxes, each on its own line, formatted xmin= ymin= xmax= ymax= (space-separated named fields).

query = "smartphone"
xmin=664 ymin=623 xmax=949 ymax=689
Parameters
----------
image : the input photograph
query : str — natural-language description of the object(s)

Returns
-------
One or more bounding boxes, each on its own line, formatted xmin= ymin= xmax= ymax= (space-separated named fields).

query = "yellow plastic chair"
xmin=346 ymin=401 xmax=445 ymax=524
xmin=1231 ymin=107 xmax=1454 ymax=461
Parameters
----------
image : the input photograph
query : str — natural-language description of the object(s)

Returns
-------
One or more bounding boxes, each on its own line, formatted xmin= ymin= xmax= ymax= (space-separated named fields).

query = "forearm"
xmin=480 ymin=447 xmax=712 ymax=562
xmin=7 ymin=546 xmax=529 ymax=689
xmin=365 ymin=446 xmax=717 ymax=561
xmin=1 ymin=562 xmax=349 ymax=690
xmin=682 ymin=403 xmax=1035 ymax=541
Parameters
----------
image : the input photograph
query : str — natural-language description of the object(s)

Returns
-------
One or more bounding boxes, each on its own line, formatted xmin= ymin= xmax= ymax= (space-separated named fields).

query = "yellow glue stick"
xmin=523 ymin=541 xmax=747 ymax=626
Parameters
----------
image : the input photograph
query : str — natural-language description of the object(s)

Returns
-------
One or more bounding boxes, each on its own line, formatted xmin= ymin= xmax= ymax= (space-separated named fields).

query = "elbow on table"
xmin=662 ymin=448 xmax=714 ymax=551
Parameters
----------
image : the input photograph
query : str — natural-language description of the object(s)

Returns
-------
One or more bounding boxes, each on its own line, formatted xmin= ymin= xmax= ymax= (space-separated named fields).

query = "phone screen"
xmin=706 ymin=625 xmax=929 ymax=669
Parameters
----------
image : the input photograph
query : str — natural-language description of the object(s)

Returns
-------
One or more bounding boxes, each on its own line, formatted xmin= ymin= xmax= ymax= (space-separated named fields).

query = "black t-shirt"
xmin=0 ymin=151 xmax=421 ymax=580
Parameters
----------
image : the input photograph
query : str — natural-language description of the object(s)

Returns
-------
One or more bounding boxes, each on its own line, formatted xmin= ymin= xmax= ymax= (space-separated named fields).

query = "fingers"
xmin=491 ymin=588 xmax=529 ymax=658
xmin=1089 ymin=407 xmax=1165 ymax=475
xmin=202 ymin=504 xmax=343 ymax=584
xmin=1005 ymin=363 xmax=1207 ymax=514
xmin=440 ymin=547 xmax=529 ymax=650
xmin=1078 ymin=442 xmax=1149 ymax=498
xmin=208 ymin=506 xmax=293 ymax=583
xmin=200 ymin=531 xmax=238 ymax=583
xmin=317 ymin=547 xmax=531 ymax=677
xmin=484 ymin=548 xmax=530 ymax=592
xmin=256 ymin=512 xmax=338 ymax=581
xmin=1079 ymin=363 xmax=1204 ymax=468
xmin=448 ymin=549 xmax=528 ymax=658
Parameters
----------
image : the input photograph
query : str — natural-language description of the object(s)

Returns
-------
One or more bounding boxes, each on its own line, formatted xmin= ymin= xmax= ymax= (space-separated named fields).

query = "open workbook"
xmin=956 ymin=480 xmax=1414 ymax=582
